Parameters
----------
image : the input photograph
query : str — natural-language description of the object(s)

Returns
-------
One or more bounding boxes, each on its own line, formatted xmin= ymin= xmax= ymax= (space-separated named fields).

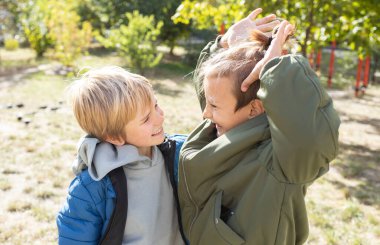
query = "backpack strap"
xmin=99 ymin=167 xmax=128 ymax=245
xmin=158 ymin=138 xmax=187 ymax=243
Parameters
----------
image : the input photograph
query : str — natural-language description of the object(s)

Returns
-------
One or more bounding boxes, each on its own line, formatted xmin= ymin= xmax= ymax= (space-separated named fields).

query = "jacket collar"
xmin=182 ymin=113 xmax=270 ymax=162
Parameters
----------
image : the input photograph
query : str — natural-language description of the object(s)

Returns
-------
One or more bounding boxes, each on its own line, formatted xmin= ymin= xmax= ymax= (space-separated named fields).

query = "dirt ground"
xmin=330 ymin=87 xmax=380 ymax=187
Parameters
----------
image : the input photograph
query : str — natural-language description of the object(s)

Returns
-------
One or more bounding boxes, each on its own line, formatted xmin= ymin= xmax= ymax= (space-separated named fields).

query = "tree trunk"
xmin=355 ymin=57 xmax=363 ymax=97
xmin=302 ymin=0 xmax=315 ymax=57
xmin=169 ymin=44 xmax=175 ymax=56
xmin=316 ymin=49 xmax=322 ymax=72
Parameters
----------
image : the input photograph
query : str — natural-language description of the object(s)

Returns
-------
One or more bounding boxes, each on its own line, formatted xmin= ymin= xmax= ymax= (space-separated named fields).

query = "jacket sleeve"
xmin=257 ymin=55 xmax=340 ymax=183
xmin=193 ymin=35 xmax=224 ymax=111
xmin=57 ymin=174 xmax=104 ymax=245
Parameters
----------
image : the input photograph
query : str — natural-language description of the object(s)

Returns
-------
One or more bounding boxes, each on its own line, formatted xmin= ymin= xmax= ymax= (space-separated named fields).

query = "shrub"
xmin=4 ymin=39 xmax=19 ymax=51
xmin=21 ymin=0 xmax=92 ymax=64
xmin=21 ymin=1 xmax=54 ymax=57
xmin=97 ymin=11 xmax=163 ymax=74
xmin=46 ymin=0 xmax=93 ymax=66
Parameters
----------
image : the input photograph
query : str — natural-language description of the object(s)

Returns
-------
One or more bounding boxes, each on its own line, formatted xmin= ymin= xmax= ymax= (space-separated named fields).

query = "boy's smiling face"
xmin=203 ymin=76 xmax=252 ymax=137
xmin=108 ymin=97 xmax=165 ymax=157
xmin=124 ymin=97 xmax=165 ymax=150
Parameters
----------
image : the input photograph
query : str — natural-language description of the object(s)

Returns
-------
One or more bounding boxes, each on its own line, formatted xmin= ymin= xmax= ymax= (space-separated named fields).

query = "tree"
xmin=97 ymin=11 xmax=163 ymax=74
xmin=19 ymin=0 xmax=92 ymax=65
xmin=131 ymin=0 xmax=190 ymax=55
xmin=44 ymin=0 xmax=92 ymax=66
xmin=20 ymin=1 xmax=53 ymax=57
xmin=1 ymin=0 xmax=29 ymax=40
xmin=173 ymin=0 xmax=245 ymax=32
xmin=78 ymin=0 xmax=189 ymax=55
xmin=173 ymin=0 xmax=380 ymax=57
xmin=77 ymin=0 xmax=133 ymax=34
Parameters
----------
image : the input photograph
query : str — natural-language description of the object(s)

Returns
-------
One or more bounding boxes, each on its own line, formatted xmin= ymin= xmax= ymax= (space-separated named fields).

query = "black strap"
xmin=158 ymin=139 xmax=187 ymax=243
xmin=99 ymin=167 xmax=128 ymax=245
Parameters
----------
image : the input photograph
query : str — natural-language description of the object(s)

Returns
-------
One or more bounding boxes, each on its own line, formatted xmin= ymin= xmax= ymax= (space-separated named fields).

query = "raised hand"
xmin=220 ymin=8 xmax=279 ymax=48
xmin=241 ymin=20 xmax=295 ymax=92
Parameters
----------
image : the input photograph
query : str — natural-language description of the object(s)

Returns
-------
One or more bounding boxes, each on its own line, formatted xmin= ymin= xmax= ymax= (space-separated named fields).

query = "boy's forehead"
xmin=205 ymin=75 xmax=234 ymax=91
xmin=204 ymin=76 xmax=235 ymax=104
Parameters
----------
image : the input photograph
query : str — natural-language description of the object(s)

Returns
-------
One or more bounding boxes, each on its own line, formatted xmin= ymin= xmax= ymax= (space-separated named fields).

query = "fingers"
xmin=273 ymin=20 xmax=290 ymax=44
xmin=247 ymin=8 xmax=263 ymax=20
xmin=255 ymin=14 xmax=276 ymax=26
xmin=256 ymin=19 xmax=280 ymax=32
xmin=241 ymin=67 xmax=260 ymax=92
xmin=284 ymin=23 xmax=294 ymax=36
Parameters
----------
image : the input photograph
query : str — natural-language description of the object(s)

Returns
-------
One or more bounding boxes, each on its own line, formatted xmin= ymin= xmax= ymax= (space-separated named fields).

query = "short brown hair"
xmin=201 ymin=41 xmax=263 ymax=112
xmin=200 ymin=29 xmax=295 ymax=111
xmin=66 ymin=66 xmax=154 ymax=141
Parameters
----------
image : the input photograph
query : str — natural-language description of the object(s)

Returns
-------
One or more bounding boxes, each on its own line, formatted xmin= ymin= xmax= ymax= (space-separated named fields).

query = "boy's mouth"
xmin=215 ymin=124 xmax=223 ymax=137
xmin=152 ymin=127 xmax=163 ymax=136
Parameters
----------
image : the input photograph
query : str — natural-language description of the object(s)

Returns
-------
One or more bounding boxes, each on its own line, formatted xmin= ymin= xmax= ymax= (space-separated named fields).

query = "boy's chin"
xmin=157 ymin=134 xmax=165 ymax=143
xmin=216 ymin=128 xmax=224 ymax=137
xmin=153 ymin=131 xmax=165 ymax=144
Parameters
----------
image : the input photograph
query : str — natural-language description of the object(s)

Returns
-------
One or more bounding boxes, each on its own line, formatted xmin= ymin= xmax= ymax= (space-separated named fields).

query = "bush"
xmin=46 ymin=0 xmax=93 ymax=67
xmin=97 ymin=11 xmax=163 ymax=74
xmin=21 ymin=0 xmax=54 ymax=57
xmin=4 ymin=39 xmax=19 ymax=51
xmin=21 ymin=0 xmax=92 ymax=64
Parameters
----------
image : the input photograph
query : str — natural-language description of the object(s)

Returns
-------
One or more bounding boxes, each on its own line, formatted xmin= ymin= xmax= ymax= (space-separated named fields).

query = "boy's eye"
xmin=143 ymin=116 xmax=150 ymax=123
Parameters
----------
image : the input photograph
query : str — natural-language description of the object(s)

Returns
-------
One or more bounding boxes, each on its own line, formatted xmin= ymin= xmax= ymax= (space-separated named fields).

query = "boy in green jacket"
xmin=178 ymin=20 xmax=340 ymax=245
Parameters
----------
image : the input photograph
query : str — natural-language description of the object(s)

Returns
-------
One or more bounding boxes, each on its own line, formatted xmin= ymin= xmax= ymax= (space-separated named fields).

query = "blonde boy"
xmin=57 ymin=66 xmax=186 ymax=245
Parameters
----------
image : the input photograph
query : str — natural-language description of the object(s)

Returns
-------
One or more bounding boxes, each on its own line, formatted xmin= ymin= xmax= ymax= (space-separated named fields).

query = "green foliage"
xmin=20 ymin=0 xmax=53 ymax=57
xmin=97 ymin=11 xmax=163 ymax=73
xmin=45 ymin=0 xmax=93 ymax=66
xmin=78 ymin=0 xmax=189 ymax=55
xmin=173 ymin=0 xmax=245 ymax=31
xmin=77 ymin=0 xmax=132 ymax=33
xmin=4 ymin=39 xmax=19 ymax=51
xmin=131 ymin=0 xmax=190 ymax=54
xmin=1 ymin=0 xmax=29 ymax=40
xmin=20 ymin=0 xmax=92 ymax=65
xmin=174 ymin=0 xmax=380 ymax=57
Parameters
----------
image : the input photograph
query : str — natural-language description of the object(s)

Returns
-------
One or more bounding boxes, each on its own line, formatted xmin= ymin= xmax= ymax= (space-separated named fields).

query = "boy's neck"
xmin=138 ymin=146 xmax=153 ymax=159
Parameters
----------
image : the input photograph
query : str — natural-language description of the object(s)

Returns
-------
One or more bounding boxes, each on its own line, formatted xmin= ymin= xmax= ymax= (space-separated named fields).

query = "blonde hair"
xmin=66 ymin=66 xmax=154 ymax=141
xmin=200 ymin=28 xmax=296 ymax=112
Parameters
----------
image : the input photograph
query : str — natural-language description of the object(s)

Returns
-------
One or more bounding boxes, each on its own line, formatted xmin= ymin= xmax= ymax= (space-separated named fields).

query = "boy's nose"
xmin=154 ymin=106 xmax=164 ymax=124
xmin=202 ymin=106 xmax=211 ymax=119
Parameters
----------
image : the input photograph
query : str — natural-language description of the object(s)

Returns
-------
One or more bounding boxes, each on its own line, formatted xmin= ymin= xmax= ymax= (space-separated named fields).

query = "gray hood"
xmin=72 ymin=136 xmax=150 ymax=181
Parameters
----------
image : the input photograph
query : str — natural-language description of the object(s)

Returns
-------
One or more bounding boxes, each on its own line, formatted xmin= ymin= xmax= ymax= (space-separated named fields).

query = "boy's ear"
xmin=105 ymin=136 xmax=125 ymax=146
xmin=249 ymin=99 xmax=265 ymax=118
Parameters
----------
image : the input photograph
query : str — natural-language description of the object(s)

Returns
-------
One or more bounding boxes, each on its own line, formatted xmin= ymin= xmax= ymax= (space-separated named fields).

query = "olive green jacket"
xmin=178 ymin=40 xmax=341 ymax=245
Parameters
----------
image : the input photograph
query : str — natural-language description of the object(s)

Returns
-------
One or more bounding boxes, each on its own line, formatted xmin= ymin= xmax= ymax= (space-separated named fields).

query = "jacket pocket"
xmin=195 ymin=190 xmax=245 ymax=245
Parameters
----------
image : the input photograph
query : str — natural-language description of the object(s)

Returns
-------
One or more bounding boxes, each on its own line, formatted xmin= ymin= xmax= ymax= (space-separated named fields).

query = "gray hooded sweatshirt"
xmin=72 ymin=137 xmax=184 ymax=245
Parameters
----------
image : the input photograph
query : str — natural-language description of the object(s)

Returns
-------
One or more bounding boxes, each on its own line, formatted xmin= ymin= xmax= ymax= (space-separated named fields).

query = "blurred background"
xmin=0 ymin=0 xmax=379 ymax=244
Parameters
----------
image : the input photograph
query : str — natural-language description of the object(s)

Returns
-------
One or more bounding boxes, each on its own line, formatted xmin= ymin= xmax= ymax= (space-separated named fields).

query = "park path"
xmin=0 ymin=64 xmax=61 ymax=90
xmin=329 ymin=86 xmax=380 ymax=192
